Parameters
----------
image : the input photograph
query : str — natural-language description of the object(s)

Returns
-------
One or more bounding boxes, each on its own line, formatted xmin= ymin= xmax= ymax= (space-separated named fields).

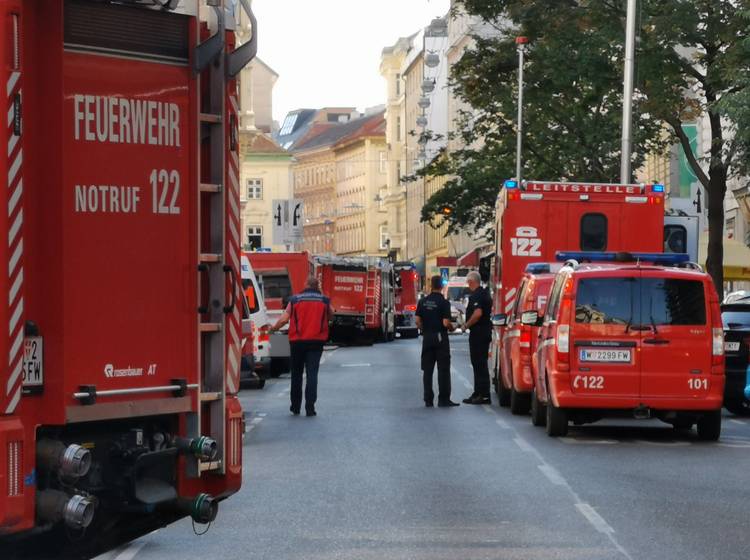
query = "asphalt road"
xmin=106 ymin=336 xmax=750 ymax=560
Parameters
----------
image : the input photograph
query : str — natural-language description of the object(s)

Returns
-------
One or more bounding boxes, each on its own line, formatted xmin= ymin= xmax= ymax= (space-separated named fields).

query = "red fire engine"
xmin=393 ymin=262 xmax=420 ymax=339
xmin=492 ymin=180 xmax=665 ymax=400
xmin=1 ymin=2 xmax=255 ymax=556
xmin=316 ymin=256 xmax=396 ymax=343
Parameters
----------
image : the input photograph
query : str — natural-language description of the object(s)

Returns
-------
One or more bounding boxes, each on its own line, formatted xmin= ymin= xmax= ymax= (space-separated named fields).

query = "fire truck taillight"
xmin=259 ymin=325 xmax=270 ymax=343
xmin=406 ymin=304 xmax=417 ymax=312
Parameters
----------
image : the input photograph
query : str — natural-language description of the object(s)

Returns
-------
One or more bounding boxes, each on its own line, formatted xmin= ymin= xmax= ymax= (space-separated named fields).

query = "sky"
xmin=252 ymin=0 xmax=451 ymax=124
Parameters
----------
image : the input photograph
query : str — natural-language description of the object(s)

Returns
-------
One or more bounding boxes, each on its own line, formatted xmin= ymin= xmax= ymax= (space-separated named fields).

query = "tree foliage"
xmin=421 ymin=0 xmax=750 ymax=291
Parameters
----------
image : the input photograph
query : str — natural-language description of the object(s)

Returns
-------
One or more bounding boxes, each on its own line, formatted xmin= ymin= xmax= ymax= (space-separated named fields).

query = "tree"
xmin=422 ymin=0 xmax=750 ymax=291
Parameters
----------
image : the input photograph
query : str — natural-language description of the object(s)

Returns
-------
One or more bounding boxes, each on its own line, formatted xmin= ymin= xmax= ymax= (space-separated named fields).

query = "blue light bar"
xmin=504 ymin=180 xmax=518 ymax=189
xmin=525 ymin=263 xmax=551 ymax=274
xmin=653 ymin=184 xmax=665 ymax=193
xmin=555 ymin=251 xmax=690 ymax=265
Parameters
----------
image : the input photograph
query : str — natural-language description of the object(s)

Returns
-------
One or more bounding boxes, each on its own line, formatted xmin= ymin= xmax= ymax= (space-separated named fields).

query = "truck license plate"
xmin=725 ymin=341 xmax=740 ymax=352
xmin=22 ymin=337 xmax=43 ymax=387
xmin=579 ymin=348 xmax=631 ymax=363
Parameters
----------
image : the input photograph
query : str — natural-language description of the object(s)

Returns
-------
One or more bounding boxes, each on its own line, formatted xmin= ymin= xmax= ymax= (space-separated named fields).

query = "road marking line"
xmin=482 ymin=405 xmax=494 ymax=414
xmin=576 ymin=503 xmax=614 ymax=534
xmin=730 ymin=419 xmax=745 ymax=425
xmin=257 ymin=412 xmax=267 ymax=417
xmin=495 ymin=418 xmax=510 ymax=429
xmin=538 ymin=464 xmax=567 ymax=486
xmin=250 ymin=417 xmax=263 ymax=425
xmin=513 ymin=436 xmax=535 ymax=453
xmin=340 ymin=363 xmax=370 ymax=368
xmin=479 ymin=392 xmax=632 ymax=559
xmin=560 ymin=437 xmax=618 ymax=445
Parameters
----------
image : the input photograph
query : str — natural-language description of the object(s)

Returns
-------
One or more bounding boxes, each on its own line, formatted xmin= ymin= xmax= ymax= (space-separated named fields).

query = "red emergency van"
xmin=491 ymin=180 xmax=666 ymax=400
xmin=394 ymin=262 xmax=420 ymax=339
xmin=247 ymin=251 xmax=314 ymax=375
xmin=316 ymin=256 xmax=396 ymax=343
xmin=497 ymin=265 xmax=556 ymax=414
xmin=530 ymin=252 xmax=724 ymax=440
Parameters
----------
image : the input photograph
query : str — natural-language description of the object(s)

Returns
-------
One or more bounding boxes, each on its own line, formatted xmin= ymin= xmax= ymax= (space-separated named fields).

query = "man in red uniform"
xmin=270 ymin=277 xmax=331 ymax=416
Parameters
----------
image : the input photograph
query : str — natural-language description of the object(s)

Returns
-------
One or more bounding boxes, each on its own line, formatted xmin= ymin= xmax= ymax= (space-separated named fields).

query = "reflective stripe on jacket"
xmin=288 ymin=289 xmax=330 ymax=343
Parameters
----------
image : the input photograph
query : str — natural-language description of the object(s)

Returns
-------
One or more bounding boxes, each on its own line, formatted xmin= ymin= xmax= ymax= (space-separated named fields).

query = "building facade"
xmin=239 ymin=132 xmax=293 ymax=251
xmin=379 ymin=35 xmax=414 ymax=259
xmin=333 ymin=114 xmax=388 ymax=256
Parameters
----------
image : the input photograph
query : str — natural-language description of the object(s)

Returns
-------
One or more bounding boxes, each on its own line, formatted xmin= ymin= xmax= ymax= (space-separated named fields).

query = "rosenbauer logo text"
xmin=104 ymin=364 xmax=143 ymax=378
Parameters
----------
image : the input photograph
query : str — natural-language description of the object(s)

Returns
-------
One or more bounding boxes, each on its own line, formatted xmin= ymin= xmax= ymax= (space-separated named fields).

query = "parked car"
xmin=721 ymin=303 xmax=750 ymax=415
xmin=529 ymin=251 xmax=724 ymax=440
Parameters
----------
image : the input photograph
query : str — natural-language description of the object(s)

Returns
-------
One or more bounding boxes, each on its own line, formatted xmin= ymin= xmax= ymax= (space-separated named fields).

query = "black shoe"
xmin=468 ymin=395 xmax=491 ymax=405
xmin=462 ymin=393 xmax=478 ymax=404
xmin=438 ymin=400 xmax=460 ymax=407
xmin=306 ymin=410 xmax=317 ymax=417
xmin=290 ymin=406 xmax=300 ymax=415
xmin=425 ymin=401 xmax=434 ymax=408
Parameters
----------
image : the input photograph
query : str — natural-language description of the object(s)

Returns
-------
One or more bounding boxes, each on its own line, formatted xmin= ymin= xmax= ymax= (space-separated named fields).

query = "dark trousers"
xmin=290 ymin=342 xmax=323 ymax=412
xmin=469 ymin=333 xmax=492 ymax=397
xmin=421 ymin=331 xmax=451 ymax=403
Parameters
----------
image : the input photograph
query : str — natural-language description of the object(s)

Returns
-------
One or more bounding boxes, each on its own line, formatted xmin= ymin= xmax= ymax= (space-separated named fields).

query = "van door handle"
xmin=643 ymin=339 xmax=670 ymax=345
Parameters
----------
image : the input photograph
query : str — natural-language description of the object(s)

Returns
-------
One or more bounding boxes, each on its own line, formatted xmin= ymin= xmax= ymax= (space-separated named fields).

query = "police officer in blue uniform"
xmin=416 ymin=275 xmax=459 ymax=407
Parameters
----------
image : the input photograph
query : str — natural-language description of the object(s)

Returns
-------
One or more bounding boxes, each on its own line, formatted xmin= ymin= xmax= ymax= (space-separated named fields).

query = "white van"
xmin=443 ymin=275 xmax=470 ymax=332
xmin=241 ymin=255 xmax=271 ymax=377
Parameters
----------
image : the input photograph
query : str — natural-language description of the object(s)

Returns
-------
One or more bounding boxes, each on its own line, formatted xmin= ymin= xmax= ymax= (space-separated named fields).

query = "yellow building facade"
xmin=333 ymin=119 xmax=388 ymax=256
xmin=239 ymin=132 xmax=293 ymax=251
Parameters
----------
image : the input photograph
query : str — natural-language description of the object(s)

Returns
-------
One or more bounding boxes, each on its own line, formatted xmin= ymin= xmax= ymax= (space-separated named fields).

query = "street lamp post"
xmin=515 ymin=36 xmax=529 ymax=183
xmin=620 ymin=0 xmax=637 ymax=183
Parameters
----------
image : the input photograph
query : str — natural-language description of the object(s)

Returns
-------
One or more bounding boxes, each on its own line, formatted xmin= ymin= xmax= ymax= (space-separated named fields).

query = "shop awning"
xmin=436 ymin=256 xmax=458 ymax=267
xmin=457 ymin=249 xmax=479 ymax=267
xmin=698 ymin=233 xmax=750 ymax=281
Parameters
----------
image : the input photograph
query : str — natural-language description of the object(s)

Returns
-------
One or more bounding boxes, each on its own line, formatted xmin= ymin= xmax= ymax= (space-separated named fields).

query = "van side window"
xmin=580 ymin=213 xmax=608 ymax=251
xmin=643 ymin=278 xmax=706 ymax=325
xmin=545 ymin=275 xmax=565 ymax=321
xmin=664 ymin=225 xmax=688 ymax=254
xmin=512 ymin=280 xmax=527 ymax=319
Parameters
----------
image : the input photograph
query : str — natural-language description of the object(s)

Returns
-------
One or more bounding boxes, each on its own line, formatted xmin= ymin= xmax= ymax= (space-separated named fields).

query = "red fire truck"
xmin=1 ymin=2 xmax=255 ymax=556
xmin=316 ymin=256 xmax=396 ymax=343
xmin=491 ymin=180 xmax=665 ymax=401
xmin=247 ymin=251 xmax=314 ymax=374
xmin=393 ymin=262 xmax=420 ymax=339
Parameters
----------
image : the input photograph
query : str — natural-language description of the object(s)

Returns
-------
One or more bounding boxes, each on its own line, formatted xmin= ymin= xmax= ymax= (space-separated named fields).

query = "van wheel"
xmin=510 ymin=386 xmax=530 ymax=415
xmin=697 ymin=411 xmax=721 ymax=441
xmin=498 ymin=378 xmax=511 ymax=407
xmin=546 ymin=399 xmax=568 ymax=437
xmin=531 ymin=388 xmax=546 ymax=427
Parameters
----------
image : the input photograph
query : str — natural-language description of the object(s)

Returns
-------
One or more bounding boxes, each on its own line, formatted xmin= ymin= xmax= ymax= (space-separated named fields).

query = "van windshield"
xmin=575 ymin=277 xmax=706 ymax=326
xmin=643 ymin=278 xmax=705 ymax=325
xmin=575 ymin=278 xmax=635 ymax=325
xmin=447 ymin=286 xmax=469 ymax=301
xmin=260 ymin=273 xmax=293 ymax=303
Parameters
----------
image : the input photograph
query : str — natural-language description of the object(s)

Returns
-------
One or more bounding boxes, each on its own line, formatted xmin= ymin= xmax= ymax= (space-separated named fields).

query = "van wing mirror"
xmin=491 ymin=314 xmax=508 ymax=327
xmin=520 ymin=310 xmax=541 ymax=326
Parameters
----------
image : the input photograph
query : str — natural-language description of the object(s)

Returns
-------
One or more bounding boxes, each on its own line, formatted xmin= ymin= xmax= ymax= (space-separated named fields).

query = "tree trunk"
xmin=705 ymin=174 xmax=726 ymax=297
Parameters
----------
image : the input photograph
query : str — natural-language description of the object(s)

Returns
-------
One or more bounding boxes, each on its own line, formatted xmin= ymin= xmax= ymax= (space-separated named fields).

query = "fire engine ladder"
xmin=192 ymin=3 xmax=229 ymax=477
xmin=191 ymin=1 xmax=257 ymax=478
xmin=364 ymin=268 xmax=378 ymax=326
